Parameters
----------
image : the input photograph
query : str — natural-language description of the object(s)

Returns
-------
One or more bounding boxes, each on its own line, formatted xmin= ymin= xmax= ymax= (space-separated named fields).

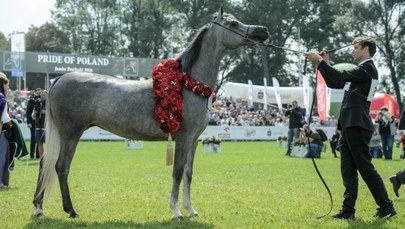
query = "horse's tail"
xmin=35 ymin=86 xmax=61 ymax=201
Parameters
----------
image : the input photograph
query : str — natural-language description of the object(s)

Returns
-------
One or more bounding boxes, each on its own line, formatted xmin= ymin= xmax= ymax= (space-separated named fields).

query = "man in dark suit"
xmin=26 ymin=90 xmax=39 ymax=159
xmin=389 ymin=107 xmax=405 ymax=197
xmin=306 ymin=36 xmax=396 ymax=220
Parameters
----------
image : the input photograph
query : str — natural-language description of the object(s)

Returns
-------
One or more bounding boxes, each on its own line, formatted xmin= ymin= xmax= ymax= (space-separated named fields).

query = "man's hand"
xmin=305 ymin=49 xmax=329 ymax=63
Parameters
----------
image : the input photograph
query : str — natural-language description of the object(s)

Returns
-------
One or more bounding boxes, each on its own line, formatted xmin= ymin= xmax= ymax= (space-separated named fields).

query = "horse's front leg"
xmin=169 ymin=180 xmax=182 ymax=219
xmin=169 ymin=140 xmax=187 ymax=219
xmin=182 ymin=140 xmax=199 ymax=217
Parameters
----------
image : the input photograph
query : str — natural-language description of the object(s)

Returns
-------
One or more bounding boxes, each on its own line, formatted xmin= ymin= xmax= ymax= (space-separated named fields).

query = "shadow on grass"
xmin=25 ymin=216 xmax=214 ymax=229
xmin=345 ymin=218 xmax=397 ymax=229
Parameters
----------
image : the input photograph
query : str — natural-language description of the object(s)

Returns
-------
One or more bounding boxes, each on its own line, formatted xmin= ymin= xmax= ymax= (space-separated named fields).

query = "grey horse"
xmin=33 ymin=7 xmax=268 ymax=219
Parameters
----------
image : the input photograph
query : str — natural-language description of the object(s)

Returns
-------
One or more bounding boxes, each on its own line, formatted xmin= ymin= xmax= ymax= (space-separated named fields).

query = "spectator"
xmin=301 ymin=125 xmax=323 ymax=158
xmin=32 ymin=90 xmax=47 ymax=158
xmin=0 ymin=72 xmax=11 ymax=189
xmin=26 ymin=90 xmax=39 ymax=159
xmin=375 ymin=106 xmax=396 ymax=160
xmin=390 ymin=107 xmax=405 ymax=197
xmin=284 ymin=100 xmax=305 ymax=156
xmin=397 ymin=132 xmax=405 ymax=159
xmin=329 ymin=128 xmax=340 ymax=158
xmin=369 ymin=124 xmax=383 ymax=158
xmin=327 ymin=115 xmax=337 ymax=127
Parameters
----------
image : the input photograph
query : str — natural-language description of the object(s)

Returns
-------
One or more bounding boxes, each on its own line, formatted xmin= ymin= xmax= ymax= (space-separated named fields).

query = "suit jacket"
xmin=317 ymin=60 xmax=377 ymax=132
xmin=26 ymin=98 xmax=36 ymax=126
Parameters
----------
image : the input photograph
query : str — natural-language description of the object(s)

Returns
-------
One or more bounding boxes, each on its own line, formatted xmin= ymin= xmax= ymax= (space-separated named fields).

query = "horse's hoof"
xmin=69 ymin=212 xmax=79 ymax=218
xmin=33 ymin=209 xmax=44 ymax=217
xmin=171 ymin=215 xmax=184 ymax=220
xmin=189 ymin=212 xmax=199 ymax=218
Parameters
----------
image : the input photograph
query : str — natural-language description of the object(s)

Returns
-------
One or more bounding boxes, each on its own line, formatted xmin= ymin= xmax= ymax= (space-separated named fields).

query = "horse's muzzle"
xmin=248 ymin=26 xmax=269 ymax=43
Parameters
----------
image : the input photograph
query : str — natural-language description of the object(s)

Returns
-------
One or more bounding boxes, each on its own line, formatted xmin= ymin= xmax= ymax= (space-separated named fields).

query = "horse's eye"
xmin=230 ymin=21 xmax=239 ymax=27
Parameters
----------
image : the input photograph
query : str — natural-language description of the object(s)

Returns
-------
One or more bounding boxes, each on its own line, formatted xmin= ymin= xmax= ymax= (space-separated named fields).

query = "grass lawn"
xmin=1 ymin=140 xmax=405 ymax=228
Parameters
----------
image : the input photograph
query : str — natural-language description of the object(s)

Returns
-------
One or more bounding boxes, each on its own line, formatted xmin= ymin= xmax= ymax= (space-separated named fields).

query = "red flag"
xmin=316 ymin=70 xmax=327 ymax=121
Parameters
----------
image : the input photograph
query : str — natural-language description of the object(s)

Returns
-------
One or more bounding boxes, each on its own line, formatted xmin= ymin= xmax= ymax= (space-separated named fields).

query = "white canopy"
xmin=223 ymin=82 xmax=314 ymax=108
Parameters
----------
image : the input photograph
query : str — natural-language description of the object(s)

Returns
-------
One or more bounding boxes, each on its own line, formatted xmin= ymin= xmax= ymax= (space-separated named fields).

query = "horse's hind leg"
xmin=182 ymin=140 xmax=199 ymax=217
xmin=33 ymin=158 xmax=44 ymax=216
xmin=57 ymin=139 xmax=80 ymax=218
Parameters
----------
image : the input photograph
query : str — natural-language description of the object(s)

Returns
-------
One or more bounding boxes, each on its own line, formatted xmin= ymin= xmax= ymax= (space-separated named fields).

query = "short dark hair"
xmin=353 ymin=36 xmax=377 ymax=57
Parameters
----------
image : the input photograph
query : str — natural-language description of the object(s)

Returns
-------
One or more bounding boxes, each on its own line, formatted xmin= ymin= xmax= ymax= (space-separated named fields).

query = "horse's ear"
xmin=213 ymin=7 xmax=223 ymax=22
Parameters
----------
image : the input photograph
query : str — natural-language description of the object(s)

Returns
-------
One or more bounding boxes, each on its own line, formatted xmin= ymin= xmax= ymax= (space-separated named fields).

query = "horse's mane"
xmin=176 ymin=25 xmax=209 ymax=74
xmin=176 ymin=13 xmax=236 ymax=74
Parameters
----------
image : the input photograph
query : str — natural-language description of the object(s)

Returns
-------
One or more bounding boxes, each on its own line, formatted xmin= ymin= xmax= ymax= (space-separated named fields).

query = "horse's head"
xmin=211 ymin=7 xmax=269 ymax=48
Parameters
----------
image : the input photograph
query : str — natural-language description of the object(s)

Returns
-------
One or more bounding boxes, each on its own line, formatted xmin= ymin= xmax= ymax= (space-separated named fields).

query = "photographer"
xmin=26 ymin=89 xmax=41 ymax=159
xmin=32 ymin=90 xmax=47 ymax=158
xmin=300 ymin=125 xmax=322 ymax=158
xmin=284 ymin=100 xmax=305 ymax=156
xmin=375 ymin=106 xmax=396 ymax=160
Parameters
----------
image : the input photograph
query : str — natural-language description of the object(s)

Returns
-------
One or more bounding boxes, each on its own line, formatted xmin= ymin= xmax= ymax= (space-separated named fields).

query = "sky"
xmin=0 ymin=0 xmax=55 ymax=36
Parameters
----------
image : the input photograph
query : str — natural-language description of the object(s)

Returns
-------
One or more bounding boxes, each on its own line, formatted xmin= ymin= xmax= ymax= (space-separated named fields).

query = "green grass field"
xmin=1 ymin=141 xmax=405 ymax=228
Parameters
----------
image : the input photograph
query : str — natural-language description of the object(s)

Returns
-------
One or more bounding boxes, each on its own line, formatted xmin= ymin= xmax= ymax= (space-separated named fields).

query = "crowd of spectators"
xmin=207 ymin=97 xmax=338 ymax=127
xmin=3 ymin=93 xmax=339 ymax=128
xmin=4 ymin=90 xmax=28 ymax=123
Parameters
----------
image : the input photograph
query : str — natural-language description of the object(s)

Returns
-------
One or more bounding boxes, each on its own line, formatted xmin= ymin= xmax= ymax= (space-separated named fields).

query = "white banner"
xmin=247 ymin=80 xmax=254 ymax=109
xmin=223 ymin=82 xmax=313 ymax=108
xmin=272 ymin=77 xmax=283 ymax=112
xmin=263 ymin=78 xmax=268 ymax=110
xmin=302 ymin=75 xmax=310 ymax=114
xmin=11 ymin=33 xmax=25 ymax=52
xmin=18 ymin=124 xmax=336 ymax=141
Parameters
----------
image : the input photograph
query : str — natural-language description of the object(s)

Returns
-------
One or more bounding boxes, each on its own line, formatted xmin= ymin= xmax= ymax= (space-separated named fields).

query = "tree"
xmin=334 ymin=0 xmax=405 ymax=108
xmin=24 ymin=23 xmax=71 ymax=90
xmin=25 ymin=23 xmax=70 ymax=53
xmin=227 ymin=0 xmax=319 ymax=86
xmin=0 ymin=32 xmax=10 ymax=51
xmin=53 ymin=0 xmax=123 ymax=56
xmin=121 ymin=0 xmax=171 ymax=59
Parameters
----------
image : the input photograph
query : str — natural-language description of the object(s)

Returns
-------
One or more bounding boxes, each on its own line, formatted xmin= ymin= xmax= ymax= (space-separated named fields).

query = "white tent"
xmin=223 ymin=82 xmax=314 ymax=109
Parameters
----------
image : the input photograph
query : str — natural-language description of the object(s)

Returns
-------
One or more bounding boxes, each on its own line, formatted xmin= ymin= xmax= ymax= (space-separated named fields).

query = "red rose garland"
xmin=152 ymin=59 xmax=216 ymax=133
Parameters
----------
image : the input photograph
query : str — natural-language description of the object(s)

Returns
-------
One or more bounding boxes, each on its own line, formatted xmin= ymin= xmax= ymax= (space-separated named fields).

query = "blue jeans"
xmin=380 ymin=134 xmax=394 ymax=159
xmin=370 ymin=146 xmax=382 ymax=158
xmin=305 ymin=143 xmax=321 ymax=158
xmin=286 ymin=127 xmax=300 ymax=155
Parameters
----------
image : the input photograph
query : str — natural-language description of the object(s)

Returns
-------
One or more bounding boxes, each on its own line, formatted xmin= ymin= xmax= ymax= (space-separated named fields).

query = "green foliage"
xmin=25 ymin=23 xmax=70 ymax=53
xmin=1 ymin=0 xmax=404 ymax=106
xmin=53 ymin=0 xmax=123 ymax=55
xmin=2 ymin=141 xmax=405 ymax=228
xmin=0 ymin=32 xmax=10 ymax=51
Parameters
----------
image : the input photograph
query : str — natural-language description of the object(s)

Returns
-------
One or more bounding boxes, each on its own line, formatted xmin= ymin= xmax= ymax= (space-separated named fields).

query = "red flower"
xmin=203 ymin=87 xmax=212 ymax=97
xmin=152 ymin=59 xmax=215 ymax=134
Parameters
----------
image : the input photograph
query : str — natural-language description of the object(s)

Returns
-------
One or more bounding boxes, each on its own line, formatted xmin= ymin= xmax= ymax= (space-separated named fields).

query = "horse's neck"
xmin=189 ymin=33 xmax=224 ymax=88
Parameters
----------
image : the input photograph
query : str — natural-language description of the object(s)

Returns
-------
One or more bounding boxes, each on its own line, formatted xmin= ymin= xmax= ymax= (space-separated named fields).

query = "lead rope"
xmin=306 ymin=68 xmax=334 ymax=219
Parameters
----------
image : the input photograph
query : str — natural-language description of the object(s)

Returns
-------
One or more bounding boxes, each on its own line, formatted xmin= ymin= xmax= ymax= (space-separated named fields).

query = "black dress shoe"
xmin=390 ymin=176 xmax=401 ymax=197
xmin=374 ymin=207 xmax=397 ymax=219
xmin=332 ymin=210 xmax=355 ymax=220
